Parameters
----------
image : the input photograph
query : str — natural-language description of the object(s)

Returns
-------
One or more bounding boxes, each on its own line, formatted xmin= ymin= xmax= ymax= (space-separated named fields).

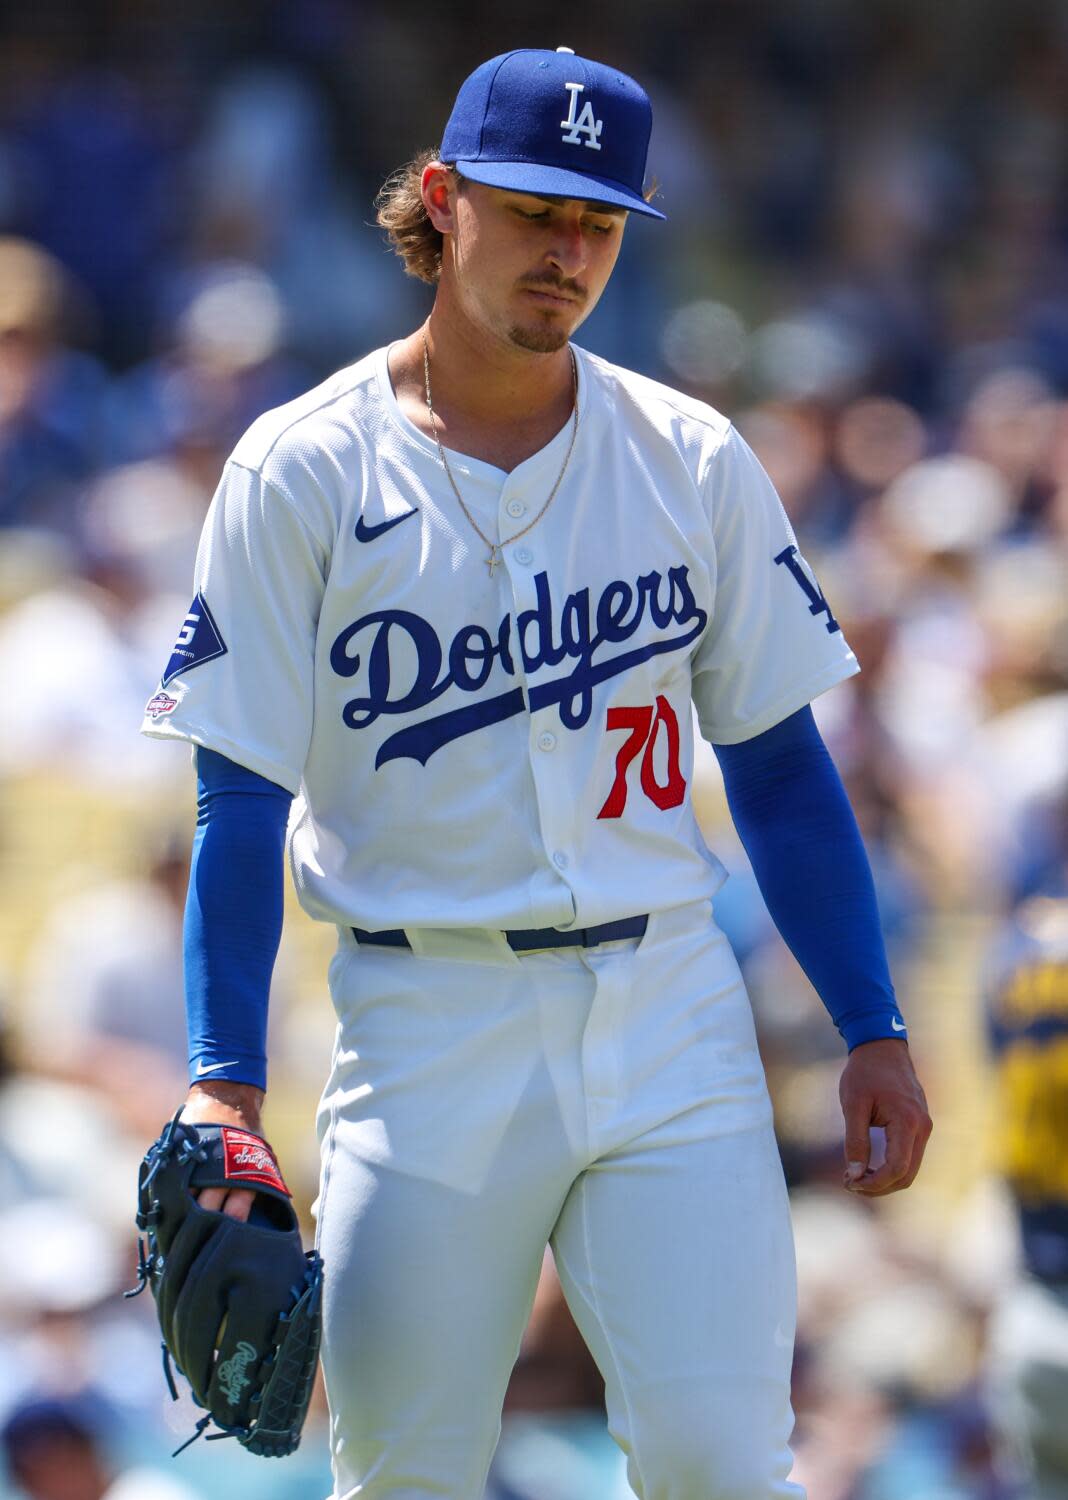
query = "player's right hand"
xmin=181 ymin=1079 xmax=266 ymax=1222
xmin=838 ymin=1038 xmax=932 ymax=1196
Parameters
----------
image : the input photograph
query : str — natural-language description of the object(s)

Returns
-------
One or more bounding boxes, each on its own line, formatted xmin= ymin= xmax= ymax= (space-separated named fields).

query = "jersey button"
xmin=552 ymin=850 xmax=569 ymax=869
xmin=514 ymin=545 xmax=533 ymax=565
xmin=506 ymin=498 xmax=526 ymax=518
xmin=537 ymin=731 xmax=557 ymax=751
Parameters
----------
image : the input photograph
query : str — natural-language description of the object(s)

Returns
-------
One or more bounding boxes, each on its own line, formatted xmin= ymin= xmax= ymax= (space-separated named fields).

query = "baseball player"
xmin=143 ymin=47 xmax=932 ymax=1499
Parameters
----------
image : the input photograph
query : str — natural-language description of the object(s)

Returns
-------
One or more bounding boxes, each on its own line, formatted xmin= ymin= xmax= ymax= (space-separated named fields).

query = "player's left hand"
xmin=839 ymin=1037 xmax=932 ymax=1196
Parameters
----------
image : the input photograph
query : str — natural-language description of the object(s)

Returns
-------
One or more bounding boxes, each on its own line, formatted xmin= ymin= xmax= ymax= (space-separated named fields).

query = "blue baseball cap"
xmin=441 ymin=48 xmax=665 ymax=221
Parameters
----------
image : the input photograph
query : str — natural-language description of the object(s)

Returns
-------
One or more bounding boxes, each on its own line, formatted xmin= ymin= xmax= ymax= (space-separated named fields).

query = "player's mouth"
xmin=518 ymin=281 xmax=585 ymax=310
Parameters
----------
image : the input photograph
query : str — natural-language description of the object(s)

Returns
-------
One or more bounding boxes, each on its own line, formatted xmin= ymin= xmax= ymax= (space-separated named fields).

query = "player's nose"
xmin=544 ymin=219 xmax=589 ymax=280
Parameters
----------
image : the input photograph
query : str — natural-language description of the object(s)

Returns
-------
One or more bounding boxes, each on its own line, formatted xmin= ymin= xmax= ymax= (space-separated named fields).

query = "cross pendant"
xmin=487 ymin=547 xmax=501 ymax=576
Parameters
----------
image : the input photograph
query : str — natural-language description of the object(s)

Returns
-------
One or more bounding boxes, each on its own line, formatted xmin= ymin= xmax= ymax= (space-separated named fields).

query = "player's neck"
xmin=387 ymin=303 xmax=576 ymax=473
xmin=425 ymin=302 xmax=574 ymax=424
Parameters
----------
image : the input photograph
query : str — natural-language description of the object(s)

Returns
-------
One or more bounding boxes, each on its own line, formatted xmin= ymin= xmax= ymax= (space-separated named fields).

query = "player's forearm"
xmin=183 ymin=746 xmax=293 ymax=1091
xmin=712 ymin=706 xmax=907 ymax=1048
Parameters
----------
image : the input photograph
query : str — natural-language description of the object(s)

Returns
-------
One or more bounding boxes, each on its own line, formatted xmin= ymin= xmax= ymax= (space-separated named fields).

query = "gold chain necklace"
xmin=421 ymin=328 xmax=579 ymax=576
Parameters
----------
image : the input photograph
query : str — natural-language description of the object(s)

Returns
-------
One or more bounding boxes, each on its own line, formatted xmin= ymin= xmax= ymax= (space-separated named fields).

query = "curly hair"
xmin=375 ymin=150 xmax=661 ymax=284
xmin=375 ymin=148 xmax=454 ymax=285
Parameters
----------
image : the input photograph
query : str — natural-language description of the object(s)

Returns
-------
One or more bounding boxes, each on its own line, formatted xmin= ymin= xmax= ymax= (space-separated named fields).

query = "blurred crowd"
xmin=1 ymin=1 xmax=1067 ymax=1497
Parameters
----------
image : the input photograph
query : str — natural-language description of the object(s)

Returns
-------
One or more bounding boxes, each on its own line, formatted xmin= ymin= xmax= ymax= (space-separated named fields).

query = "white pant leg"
xmin=551 ymin=1117 xmax=802 ymax=1500
xmin=314 ymin=933 xmax=597 ymax=1500
xmin=314 ymin=908 xmax=802 ymax=1500
xmin=316 ymin=1145 xmax=559 ymax=1498
xmin=549 ymin=905 xmax=804 ymax=1500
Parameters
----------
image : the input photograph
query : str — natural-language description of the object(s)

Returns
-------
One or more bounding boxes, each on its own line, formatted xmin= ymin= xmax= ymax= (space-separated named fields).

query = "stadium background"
xmin=0 ymin=0 xmax=1066 ymax=1495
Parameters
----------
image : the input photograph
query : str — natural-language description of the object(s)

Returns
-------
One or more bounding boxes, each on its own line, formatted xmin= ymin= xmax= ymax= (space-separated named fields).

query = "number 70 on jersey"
xmin=597 ymin=696 xmax=686 ymax=819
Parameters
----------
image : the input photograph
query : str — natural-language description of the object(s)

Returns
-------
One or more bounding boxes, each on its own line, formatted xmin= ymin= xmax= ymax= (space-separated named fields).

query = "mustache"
xmin=519 ymin=274 xmax=587 ymax=302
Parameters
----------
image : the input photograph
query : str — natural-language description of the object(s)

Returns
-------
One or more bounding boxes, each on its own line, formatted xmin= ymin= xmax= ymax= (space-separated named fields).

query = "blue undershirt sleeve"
xmin=183 ymin=746 xmax=293 ymax=1091
xmin=711 ymin=705 xmax=907 ymax=1050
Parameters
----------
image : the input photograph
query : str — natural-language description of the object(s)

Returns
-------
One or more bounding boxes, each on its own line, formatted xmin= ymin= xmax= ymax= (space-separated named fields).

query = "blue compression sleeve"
xmin=712 ymin=706 xmax=906 ymax=1050
xmin=183 ymin=747 xmax=292 ymax=1090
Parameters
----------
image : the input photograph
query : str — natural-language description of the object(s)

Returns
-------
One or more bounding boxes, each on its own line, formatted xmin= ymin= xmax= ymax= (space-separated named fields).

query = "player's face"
xmin=442 ymin=179 xmax=627 ymax=354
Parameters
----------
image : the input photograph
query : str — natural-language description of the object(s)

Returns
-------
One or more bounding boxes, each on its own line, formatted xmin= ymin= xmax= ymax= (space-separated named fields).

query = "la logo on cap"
xmin=561 ymin=82 xmax=603 ymax=150
xmin=555 ymin=46 xmax=603 ymax=152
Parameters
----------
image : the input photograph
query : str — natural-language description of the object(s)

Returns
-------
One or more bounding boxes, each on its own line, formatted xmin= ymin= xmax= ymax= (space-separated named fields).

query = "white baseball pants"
xmin=314 ymin=901 xmax=804 ymax=1499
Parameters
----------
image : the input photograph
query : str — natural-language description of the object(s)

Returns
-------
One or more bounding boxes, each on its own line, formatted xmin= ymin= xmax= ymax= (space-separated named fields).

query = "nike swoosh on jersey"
xmin=355 ymin=508 xmax=419 ymax=542
xmin=194 ymin=1059 xmax=240 ymax=1076
xmin=891 ymin=1017 xmax=907 ymax=1032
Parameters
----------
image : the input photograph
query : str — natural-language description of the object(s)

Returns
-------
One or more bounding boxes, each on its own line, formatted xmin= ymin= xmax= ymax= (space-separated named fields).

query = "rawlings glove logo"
xmin=217 ymin=1341 xmax=257 ymax=1406
xmin=221 ymin=1127 xmax=290 ymax=1195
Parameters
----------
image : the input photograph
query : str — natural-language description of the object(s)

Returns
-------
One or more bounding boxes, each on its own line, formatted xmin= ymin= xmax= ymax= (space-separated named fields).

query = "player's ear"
xmin=421 ymin=163 xmax=458 ymax=234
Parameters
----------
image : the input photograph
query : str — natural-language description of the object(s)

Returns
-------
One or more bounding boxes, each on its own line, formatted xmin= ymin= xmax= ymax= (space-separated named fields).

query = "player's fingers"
xmin=883 ymin=1108 xmax=934 ymax=1194
xmin=196 ymin=1186 xmax=256 ymax=1222
xmin=219 ymin=1188 xmax=256 ymax=1222
xmin=852 ymin=1108 xmax=932 ymax=1196
xmin=841 ymin=1100 xmax=872 ymax=1188
xmin=850 ymin=1132 xmax=911 ymax=1194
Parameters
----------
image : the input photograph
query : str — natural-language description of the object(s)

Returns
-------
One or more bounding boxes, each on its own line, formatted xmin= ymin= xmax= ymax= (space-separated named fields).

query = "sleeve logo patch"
xmin=161 ymin=592 xmax=228 ymax=686
xmin=773 ymin=545 xmax=841 ymax=634
xmin=145 ymin=691 xmax=180 ymax=719
xmin=221 ymin=1127 xmax=290 ymax=1195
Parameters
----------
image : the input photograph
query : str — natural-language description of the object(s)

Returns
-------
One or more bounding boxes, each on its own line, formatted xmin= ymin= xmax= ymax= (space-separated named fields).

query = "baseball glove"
xmin=126 ymin=1110 xmax=324 ymax=1457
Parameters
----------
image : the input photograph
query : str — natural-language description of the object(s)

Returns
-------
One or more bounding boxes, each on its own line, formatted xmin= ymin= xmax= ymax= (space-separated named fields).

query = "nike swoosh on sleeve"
xmin=194 ymin=1059 xmax=241 ymax=1076
xmin=355 ymin=508 xmax=419 ymax=542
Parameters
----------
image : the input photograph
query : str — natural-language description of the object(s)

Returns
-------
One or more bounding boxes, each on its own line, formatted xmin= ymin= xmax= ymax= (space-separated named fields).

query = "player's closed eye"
xmin=512 ymin=205 xmax=615 ymax=235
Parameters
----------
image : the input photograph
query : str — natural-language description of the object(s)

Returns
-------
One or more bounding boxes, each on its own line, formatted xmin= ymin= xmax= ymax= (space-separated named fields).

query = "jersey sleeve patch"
xmin=772 ymin=545 xmax=840 ymax=633
xmin=144 ymin=689 xmax=182 ymax=720
xmin=161 ymin=592 xmax=228 ymax=686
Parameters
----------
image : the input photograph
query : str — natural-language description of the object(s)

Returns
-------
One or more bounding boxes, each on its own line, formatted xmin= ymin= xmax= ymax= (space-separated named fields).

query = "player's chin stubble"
xmin=507 ymin=322 xmax=570 ymax=354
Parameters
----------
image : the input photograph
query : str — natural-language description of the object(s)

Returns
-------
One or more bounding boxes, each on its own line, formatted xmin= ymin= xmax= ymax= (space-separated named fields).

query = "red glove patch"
xmin=221 ymin=1128 xmax=291 ymax=1195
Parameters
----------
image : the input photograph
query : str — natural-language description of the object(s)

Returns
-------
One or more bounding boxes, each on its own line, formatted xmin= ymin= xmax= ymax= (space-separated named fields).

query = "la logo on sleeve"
xmin=773 ymin=546 xmax=840 ymax=634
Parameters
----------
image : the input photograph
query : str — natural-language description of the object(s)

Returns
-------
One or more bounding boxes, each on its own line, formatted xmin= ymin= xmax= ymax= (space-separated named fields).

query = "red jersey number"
xmin=597 ymin=696 xmax=686 ymax=819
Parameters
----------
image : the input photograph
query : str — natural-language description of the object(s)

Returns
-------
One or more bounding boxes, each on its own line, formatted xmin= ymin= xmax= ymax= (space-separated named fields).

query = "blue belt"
xmin=351 ymin=914 xmax=648 ymax=952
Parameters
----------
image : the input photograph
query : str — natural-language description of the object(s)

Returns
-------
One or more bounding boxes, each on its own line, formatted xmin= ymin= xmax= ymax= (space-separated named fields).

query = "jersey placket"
xmin=497 ymin=468 xmax=578 ymax=919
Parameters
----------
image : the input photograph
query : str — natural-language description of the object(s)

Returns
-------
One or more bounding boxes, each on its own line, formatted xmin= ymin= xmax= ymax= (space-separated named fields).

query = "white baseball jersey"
xmin=142 ymin=343 xmax=858 ymax=933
